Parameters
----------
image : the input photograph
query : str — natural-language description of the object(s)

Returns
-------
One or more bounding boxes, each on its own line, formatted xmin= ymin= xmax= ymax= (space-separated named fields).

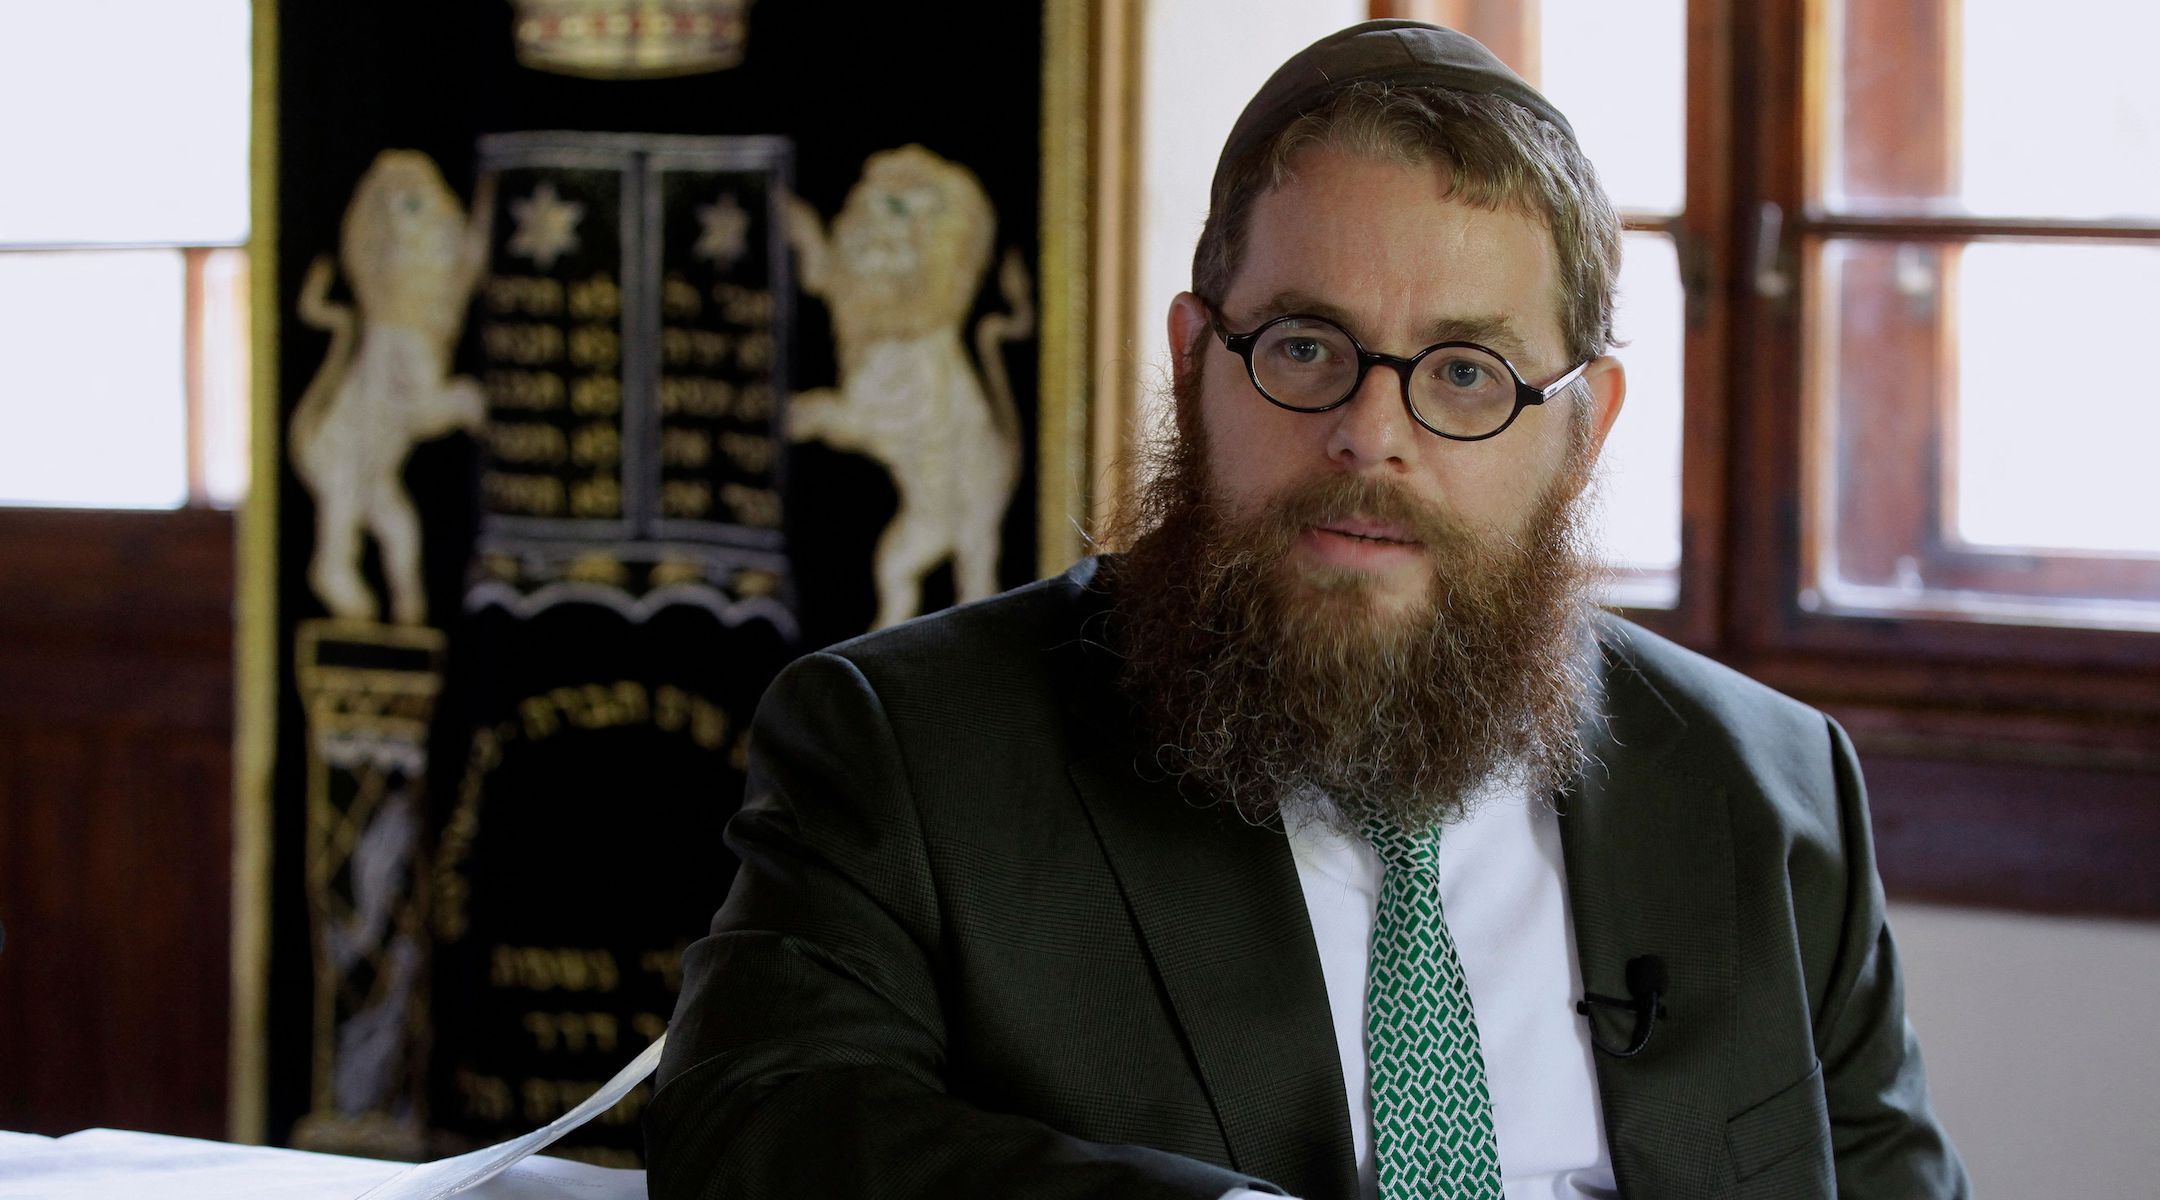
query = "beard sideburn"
xmin=1108 ymin=368 xmax=1601 ymax=835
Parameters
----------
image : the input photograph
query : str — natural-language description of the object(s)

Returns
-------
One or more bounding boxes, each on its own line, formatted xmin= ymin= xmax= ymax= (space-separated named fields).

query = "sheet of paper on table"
xmin=0 ymin=1034 xmax=664 ymax=1200
xmin=357 ymin=1033 xmax=665 ymax=1200
xmin=0 ymin=1128 xmax=641 ymax=1200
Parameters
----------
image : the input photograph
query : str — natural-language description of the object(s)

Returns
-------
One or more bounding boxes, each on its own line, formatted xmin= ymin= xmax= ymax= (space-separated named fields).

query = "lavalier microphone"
xmin=1576 ymin=954 xmax=1667 ymax=1058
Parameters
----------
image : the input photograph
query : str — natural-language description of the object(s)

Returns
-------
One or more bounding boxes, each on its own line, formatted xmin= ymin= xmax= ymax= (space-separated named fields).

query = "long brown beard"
xmin=1107 ymin=377 xmax=1601 ymax=834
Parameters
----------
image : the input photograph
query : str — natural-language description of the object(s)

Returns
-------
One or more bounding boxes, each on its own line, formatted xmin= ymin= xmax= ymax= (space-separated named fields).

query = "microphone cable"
xmin=1576 ymin=954 xmax=1667 ymax=1058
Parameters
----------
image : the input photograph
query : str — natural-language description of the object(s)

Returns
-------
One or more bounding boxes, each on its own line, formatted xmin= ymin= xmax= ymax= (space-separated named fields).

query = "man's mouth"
xmin=1313 ymin=518 xmax=1419 ymax=546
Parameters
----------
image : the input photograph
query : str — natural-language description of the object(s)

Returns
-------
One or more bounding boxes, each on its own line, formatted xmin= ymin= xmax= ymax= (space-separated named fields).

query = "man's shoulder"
xmin=751 ymin=560 xmax=1122 ymax=784
xmin=1593 ymin=611 xmax=1814 ymax=726
xmin=766 ymin=560 xmax=1117 ymax=745
xmin=820 ymin=558 xmax=1108 ymax=678
xmin=1590 ymin=611 xmax=1841 ymax=794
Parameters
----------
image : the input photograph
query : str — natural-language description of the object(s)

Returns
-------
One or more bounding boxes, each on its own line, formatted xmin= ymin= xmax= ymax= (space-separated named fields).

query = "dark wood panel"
xmin=0 ymin=507 xmax=236 ymax=653
xmin=1864 ymin=753 xmax=2160 ymax=918
xmin=0 ymin=722 xmax=234 ymax=1138
xmin=0 ymin=506 xmax=234 ymax=1139
xmin=0 ymin=647 xmax=236 ymax=733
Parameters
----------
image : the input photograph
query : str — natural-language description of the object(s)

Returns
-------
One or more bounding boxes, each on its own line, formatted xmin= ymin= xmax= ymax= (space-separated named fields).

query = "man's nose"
xmin=1325 ymin=360 xmax=1415 ymax=469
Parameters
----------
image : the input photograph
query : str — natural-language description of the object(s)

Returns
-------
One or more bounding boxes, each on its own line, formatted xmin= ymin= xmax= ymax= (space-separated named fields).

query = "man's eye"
xmin=1439 ymin=358 xmax=1489 ymax=388
xmin=1281 ymin=338 xmax=1326 ymax=365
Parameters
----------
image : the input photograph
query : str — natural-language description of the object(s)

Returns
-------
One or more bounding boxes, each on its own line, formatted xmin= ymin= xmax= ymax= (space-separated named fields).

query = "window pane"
xmin=1537 ymin=0 xmax=1686 ymax=215
xmin=1827 ymin=0 xmax=2160 ymax=220
xmin=1954 ymin=243 xmax=2160 ymax=556
xmin=0 ymin=250 xmax=188 ymax=508
xmin=1594 ymin=232 xmax=1683 ymax=604
xmin=1131 ymin=0 xmax=1372 ymax=438
xmin=1960 ymin=5 xmax=2160 ymax=219
xmin=1810 ymin=239 xmax=2160 ymax=630
xmin=0 ymin=0 xmax=251 ymax=245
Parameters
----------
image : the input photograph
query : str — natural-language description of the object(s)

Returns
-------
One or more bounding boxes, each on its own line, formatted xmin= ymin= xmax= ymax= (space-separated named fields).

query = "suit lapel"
xmin=1558 ymin=624 xmax=1739 ymax=1196
xmin=1065 ymin=746 xmax=1360 ymax=1200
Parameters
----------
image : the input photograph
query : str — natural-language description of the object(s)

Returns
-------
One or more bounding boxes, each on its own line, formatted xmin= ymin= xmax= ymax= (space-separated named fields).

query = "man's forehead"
xmin=1232 ymin=288 xmax=1534 ymax=360
xmin=1216 ymin=151 xmax=1566 ymax=364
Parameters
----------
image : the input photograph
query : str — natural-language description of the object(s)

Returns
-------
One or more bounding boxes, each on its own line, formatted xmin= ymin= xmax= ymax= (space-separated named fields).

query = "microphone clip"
xmin=1576 ymin=954 xmax=1668 ymax=1059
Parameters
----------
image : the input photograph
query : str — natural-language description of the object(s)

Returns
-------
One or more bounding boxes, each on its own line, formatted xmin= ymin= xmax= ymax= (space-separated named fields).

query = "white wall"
xmin=1889 ymin=902 xmax=2160 ymax=1196
xmin=1134 ymin=0 xmax=1365 ymax=426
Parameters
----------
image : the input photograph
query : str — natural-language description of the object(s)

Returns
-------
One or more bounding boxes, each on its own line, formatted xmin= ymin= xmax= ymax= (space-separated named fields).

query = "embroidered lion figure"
xmin=290 ymin=150 xmax=493 ymax=626
xmin=787 ymin=144 xmax=1034 ymax=630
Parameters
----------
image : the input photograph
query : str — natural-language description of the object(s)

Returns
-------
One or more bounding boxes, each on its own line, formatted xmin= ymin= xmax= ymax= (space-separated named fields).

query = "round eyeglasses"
xmin=1208 ymin=306 xmax=1591 ymax=442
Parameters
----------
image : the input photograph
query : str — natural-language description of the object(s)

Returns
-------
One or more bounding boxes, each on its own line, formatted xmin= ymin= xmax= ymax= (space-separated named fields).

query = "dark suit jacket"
xmin=646 ymin=559 xmax=1968 ymax=1199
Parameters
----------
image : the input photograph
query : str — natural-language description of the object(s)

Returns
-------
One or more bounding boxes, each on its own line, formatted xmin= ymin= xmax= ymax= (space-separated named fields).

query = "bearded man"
xmin=647 ymin=21 xmax=1968 ymax=1200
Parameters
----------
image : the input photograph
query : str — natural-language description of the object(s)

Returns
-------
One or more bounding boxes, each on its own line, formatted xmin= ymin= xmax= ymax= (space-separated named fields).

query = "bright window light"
xmin=0 ymin=250 xmax=190 ymax=509
xmin=1597 ymin=232 xmax=1685 ymax=575
xmin=1955 ymin=242 xmax=2160 ymax=555
xmin=0 ymin=0 xmax=251 ymax=246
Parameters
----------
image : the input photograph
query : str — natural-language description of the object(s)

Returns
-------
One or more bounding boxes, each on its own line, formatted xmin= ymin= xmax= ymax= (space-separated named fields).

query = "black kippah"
xmin=1210 ymin=19 xmax=1577 ymax=213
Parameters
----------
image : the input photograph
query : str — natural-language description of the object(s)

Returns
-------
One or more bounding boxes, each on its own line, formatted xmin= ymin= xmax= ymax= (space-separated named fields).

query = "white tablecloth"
xmin=0 ymin=1128 xmax=646 ymax=1200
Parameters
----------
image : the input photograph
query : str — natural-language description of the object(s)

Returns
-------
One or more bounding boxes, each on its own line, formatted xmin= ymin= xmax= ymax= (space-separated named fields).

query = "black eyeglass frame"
xmin=1206 ymin=305 xmax=1593 ymax=443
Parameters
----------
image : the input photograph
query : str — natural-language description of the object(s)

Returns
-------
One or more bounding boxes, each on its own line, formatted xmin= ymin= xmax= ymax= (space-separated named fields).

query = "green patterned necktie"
xmin=1365 ymin=818 xmax=1504 ymax=1199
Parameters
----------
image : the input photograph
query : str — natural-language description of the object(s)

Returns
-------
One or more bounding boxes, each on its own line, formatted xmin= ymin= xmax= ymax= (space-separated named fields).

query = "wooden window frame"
xmin=1734 ymin=0 xmax=2160 ymax=670
xmin=1378 ymin=0 xmax=2160 ymax=917
xmin=1734 ymin=0 xmax=2159 ymax=916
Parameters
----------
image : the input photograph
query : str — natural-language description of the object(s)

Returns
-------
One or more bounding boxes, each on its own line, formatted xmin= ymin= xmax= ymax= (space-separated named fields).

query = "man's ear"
xmin=1580 ymin=355 xmax=1626 ymax=462
xmin=1166 ymin=292 xmax=1211 ymax=389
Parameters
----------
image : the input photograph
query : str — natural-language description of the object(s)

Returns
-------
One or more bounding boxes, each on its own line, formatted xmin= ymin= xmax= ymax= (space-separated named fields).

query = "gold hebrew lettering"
xmin=486 ymin=276 xmax=564 ymax=317
xmin=632 ymin=1012 xmax=669 ymax=1043
xmin=689 ymin=696 xmax=729 ymax=751
xmin=663 ymin=275 xmax=703 ymax=320
xmin=662 ymin=327 xmax=733 ymax=369
xmin=661 ymin=428 xmax=713 ymax=468
xmin=661 ymin=480 xmax=713 ymax=518
xmin=568 ymin=324 xmax=620 ymax=369
xmin=720 ymin=483 xmax=781 ymax=529
xmin=734 ymin=383 xmax=774 ymax=421
xmin=567 ymin=274 xmax=620 ymax=321
xmin=659 ymin=376 xmax=736 ymax=418
xmin=569 ymin=422 xmax=621 ymax=467
xmin=733 ymin=329 xmax=774 ymax=372
xmin=522 ymin=1010 xmax=621 ymax=1055
xmin=489 ymin=945 xmax=623 ymax=992
xmin=519 ymin=695 xmax=560 ymax=741
xmin=711 ymin=282 xmax=775 ymax=326
xmin=483 ymin=471 xmax=566 ymax=516
xmin=482 ymin=321 xmax=565 ymax=366
xmin=718 ymin=431 xmax=775 ymax=473
xmin=639 ymin=946 xmax=686 ymax=992
xmin=486 ymin=369 xmax=565 ymax=411
xmin=569 ymin=474 xmax=622 ymax=518
xmin=653 ymin=685 xmax=689 ymax=733
xmin=570 ymin=374 xmax=621 ymax=415
xmin=488 ymin=422 xmax=568 ymax=465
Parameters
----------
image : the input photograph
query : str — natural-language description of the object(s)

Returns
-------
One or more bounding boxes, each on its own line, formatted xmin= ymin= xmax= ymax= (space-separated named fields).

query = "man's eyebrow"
xmin=1242 ymin=290 xmax=1533 ymax=360
xmin=1421 ymin=315 xmax=1528 ymax=358
xmin=1242 ymin=290 xmax=1360 ymax=329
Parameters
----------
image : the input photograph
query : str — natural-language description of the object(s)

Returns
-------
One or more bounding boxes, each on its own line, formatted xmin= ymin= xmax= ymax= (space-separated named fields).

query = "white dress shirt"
xmin=1223 ymin=783 xmax=1618 ymax=1200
